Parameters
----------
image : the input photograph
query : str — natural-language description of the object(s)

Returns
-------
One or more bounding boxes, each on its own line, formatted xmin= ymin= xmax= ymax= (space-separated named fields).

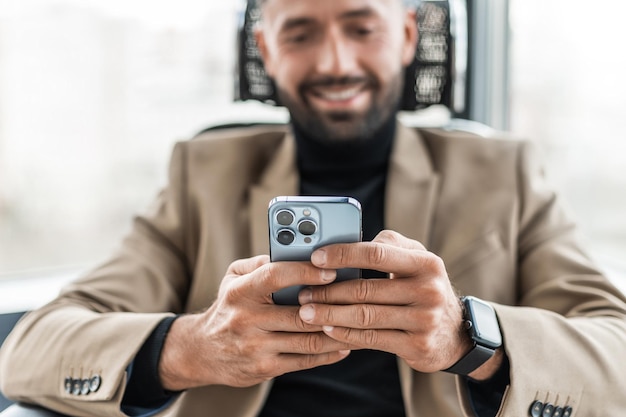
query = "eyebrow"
xmin=339 ymin=7 xmax=377 ymax=20
xmin=280 ymin=17 xmax=316 ymax=32
xmin=278 ymin=6 xmax=378 ymax=32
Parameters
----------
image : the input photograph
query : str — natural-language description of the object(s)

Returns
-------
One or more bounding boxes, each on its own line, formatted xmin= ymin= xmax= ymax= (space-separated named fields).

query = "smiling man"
xmin=2 ymin=0 xmax=626 ymax=417
xmin=256 ymin=0 xmax=415 ymax=142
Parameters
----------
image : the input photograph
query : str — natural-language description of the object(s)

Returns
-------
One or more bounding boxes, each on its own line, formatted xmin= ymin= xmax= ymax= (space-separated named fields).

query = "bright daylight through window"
xmin=1 ymin=0 xmax=625 ymax=311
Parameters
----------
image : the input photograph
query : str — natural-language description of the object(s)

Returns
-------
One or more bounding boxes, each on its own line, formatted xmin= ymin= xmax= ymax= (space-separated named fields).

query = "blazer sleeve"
xmin=0 ymin=143 xmax=193 ymax=417
xmin=457 ymin=141 xmax=626 ymax=416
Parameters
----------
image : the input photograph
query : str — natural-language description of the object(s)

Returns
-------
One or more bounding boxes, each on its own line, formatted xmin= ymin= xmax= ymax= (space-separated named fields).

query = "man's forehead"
xmin=259 ymin=0 xmax=404 ymax=26
xmin=259 ymin=0 xmax=404 ymax=4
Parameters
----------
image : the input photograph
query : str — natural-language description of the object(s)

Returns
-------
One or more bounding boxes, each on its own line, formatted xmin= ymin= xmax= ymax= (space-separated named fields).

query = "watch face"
xmin=466 ymin=297 xmax=502 ymax=348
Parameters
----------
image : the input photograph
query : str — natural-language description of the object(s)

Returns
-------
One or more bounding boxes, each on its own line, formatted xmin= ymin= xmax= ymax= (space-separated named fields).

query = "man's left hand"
xmin=298 ymin=230 xmax=498 ymax=378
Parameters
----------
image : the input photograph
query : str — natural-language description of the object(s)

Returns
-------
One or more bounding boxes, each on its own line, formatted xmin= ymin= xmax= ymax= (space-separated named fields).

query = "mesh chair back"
xmin=234 ymin=0 xmax=468 ymax=115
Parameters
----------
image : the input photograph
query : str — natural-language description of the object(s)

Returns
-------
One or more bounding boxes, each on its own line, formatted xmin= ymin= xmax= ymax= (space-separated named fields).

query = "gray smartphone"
xmin=268 ymin=196 xmax=362 ymax=305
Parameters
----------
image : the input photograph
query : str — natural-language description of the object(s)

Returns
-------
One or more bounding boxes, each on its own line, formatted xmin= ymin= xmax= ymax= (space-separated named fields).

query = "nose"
xmin=315 ymin=27 xmax=358 ymax=76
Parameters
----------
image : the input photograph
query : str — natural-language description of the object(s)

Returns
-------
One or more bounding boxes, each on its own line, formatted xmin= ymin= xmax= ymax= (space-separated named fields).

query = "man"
xmin=1 ymin=0 xmax=626 ymax=416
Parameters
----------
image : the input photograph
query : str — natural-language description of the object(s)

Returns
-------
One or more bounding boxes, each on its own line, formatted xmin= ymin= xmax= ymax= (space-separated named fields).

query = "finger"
xmin=299 ymin=278 xmax=415 ymax=306
xmin=277 ymin=350 xmax=351 ymax=374
xmin=227 ymin=255 xmax=271 ymax=276
xmin=321 ymin=326 xmax=408 ymax=353
xmin=311 ymin=242 xmax=443 ymax=277
xmin=267 ymin=332 xmax=354 ymax=355
xmin=299 ymin=303 xmax=421 ymax=330
xmin=253 ymin=262 xmax=336 ymax=293
xmin=372 ymin=230 xmax=426 ymax=251
xmin=256 ymin=305 xmax=325 ymax=333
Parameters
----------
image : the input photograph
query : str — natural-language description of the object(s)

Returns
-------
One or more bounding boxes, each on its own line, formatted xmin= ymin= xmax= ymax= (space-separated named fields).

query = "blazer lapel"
xmin=387 ymin=123 xmax=441 ymax=416
xmin=249 ymin=131 xmax=299 ymax=256
xmin=386 ymin=123 xmax=440 ymax=246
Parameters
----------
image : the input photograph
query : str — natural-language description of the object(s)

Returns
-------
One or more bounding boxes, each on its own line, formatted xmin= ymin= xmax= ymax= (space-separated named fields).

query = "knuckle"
xmin=421 ymin=308 xmax=441 ymax=330
xmin=251 ymin=359 xmax=275 ymax=378
xmin=336 ymin=245 xmax=350 ymax=265
xmin=223 ymin=283 xmax=244 ymax=304
xmin=354 ymin=279 xmax=373 ymax=303
xmin=422 ymin=283 xmax=443 ymax=305
xmin=368 ymin=245 xmax=387 ymax=266
xmin=356 ymin=304 xmax=376 ymax=328
xmin=376 ymin=229 xmax=397 ymax=243
xmin=315 ymin=284 xmax=332 ymax=303
xmin=293 ymin=311 xmax=310 ymax=331
xmin=261 ymin=263 xmax=278 ymax=284
xmin=321 ymin=306 xmax=334 ymax=323
xmin=425 ymin=253 xmax=446 ymax=272
xmin=422 ymin=334 xmax=439 ymax=357
xmin=362 ymin=329 xmax=379 ymax=346
xmin=414 ymin=241 xmax=427 ymax=251
xmin=296 ymin=353 xmax=320 ymax=370
xmin=259 ymin=262 xmax=286 ymax=290
xmin=303 ymin=334 xmax=325 ymax=354
xmin=344 ymin=328 xmax=378 ymax=347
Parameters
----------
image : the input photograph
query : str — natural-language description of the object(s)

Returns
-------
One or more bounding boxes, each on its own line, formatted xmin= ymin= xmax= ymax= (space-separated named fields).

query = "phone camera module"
xmin=276 ymin=209 xmax=295 ymax=226
xmin=298 ymin=220 xmax=317 ymax=236
xmin=277 ymin=229 xmax=296 ymax=245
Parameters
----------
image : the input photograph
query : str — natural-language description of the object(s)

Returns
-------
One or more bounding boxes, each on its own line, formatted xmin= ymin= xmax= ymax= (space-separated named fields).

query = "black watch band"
xmin=444 ymin=343 xmax=495 ymax=375
xmin=443 ymin=296 xmax=502 ymax=376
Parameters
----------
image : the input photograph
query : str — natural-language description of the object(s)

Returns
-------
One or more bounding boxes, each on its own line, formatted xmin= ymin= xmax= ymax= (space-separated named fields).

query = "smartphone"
xmin=268 ymin=196 xmax=362 ymax=305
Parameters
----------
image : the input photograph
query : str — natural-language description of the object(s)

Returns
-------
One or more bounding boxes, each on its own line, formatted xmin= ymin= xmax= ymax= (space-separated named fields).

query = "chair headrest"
xmin=234 ymin=0 xmax=468 ymax=115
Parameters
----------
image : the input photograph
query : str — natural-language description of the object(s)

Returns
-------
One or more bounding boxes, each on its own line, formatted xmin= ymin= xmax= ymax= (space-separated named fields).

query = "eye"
xmin=347 ymin=23 xmax=377 ymax=39
xmin=355 ymin=27 xmax=373 ymax=36
xmin=287 ymin=33 xmax=310 ymax=44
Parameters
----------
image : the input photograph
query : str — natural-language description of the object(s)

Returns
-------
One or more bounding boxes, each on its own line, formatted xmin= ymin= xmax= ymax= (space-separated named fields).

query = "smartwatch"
xmin=444 ymin=296 xmax=502 ymax=376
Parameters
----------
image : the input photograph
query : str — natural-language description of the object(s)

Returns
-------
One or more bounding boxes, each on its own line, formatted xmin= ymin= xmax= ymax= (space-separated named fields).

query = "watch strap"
xmin=444 ymin=343 xmax=495 ymax=375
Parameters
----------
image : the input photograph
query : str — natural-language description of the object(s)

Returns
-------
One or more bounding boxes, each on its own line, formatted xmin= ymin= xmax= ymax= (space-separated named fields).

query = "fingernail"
xmin=298 ymin=288 xmax=313 ymax=304
xmin=323 ymin=325 xmax=334 ymax=333
xmin=311 ymin=249 xmax=327 ymax=266
xmin=321 ymin=269 xmax=335 ymax=282
xmin=299 ymin=305 xmax=315 ymax=322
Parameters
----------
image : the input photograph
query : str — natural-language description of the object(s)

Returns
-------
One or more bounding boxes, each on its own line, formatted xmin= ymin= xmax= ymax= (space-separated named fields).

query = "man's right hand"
xmin=158 ymin=255 xmax=352 ymax=391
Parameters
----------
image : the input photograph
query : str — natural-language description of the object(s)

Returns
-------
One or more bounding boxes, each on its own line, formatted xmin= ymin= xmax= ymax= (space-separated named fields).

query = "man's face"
xmin=256 ymin=0 xmax=417 ymax=142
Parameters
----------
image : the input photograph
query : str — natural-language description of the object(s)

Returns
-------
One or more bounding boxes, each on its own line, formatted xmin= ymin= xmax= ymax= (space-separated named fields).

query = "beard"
xmin=275 ymin=70 xmax=404 ymax=143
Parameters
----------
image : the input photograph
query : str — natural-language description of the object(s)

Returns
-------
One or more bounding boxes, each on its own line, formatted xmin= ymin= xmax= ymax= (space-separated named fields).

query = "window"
xmin=0 ymin=0 xmax=284 ymax=284
xmin=509 ymin=0 xmax=626 ymax=285
xmin=2 ymin=0 xmax=624 ymax=294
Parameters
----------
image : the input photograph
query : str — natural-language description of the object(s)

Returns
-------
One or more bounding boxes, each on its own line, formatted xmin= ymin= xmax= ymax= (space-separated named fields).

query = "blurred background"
xmin=1 ymin=0 xmax=625 ymax=310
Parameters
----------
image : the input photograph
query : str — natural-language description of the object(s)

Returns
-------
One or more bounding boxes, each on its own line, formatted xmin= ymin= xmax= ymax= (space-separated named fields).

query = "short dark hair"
xmin=257 ymin=0 xmax=419 ymax=8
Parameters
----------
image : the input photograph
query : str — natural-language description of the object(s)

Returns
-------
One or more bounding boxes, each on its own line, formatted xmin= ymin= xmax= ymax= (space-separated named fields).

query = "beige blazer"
xmin=1 ymin=123 xmax=626 ymax=417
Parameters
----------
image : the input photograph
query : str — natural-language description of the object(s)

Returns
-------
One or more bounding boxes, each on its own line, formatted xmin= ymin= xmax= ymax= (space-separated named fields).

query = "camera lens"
xmin=276 ymin=210 xmax=294 ymax=226
xmin=277 ymin=229 xmax=295 ymax=245
xmin=298 ymin=220 xmax=317 ymax=236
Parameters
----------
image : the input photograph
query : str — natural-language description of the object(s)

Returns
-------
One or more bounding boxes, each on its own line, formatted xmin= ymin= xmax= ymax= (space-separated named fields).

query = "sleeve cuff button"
xmin=63 ymin=377 xmax=72 ymax=394
xmin=89 ymin=375 xmax=102 ymax=393
xmin=71 ymin=379 xmax=82 ymax=396
xmin=80 ymin=379 xmax=91 ymax=396
xmin=530 ymin=400 xmax=544 ymax=417
xmin=542 ymin=403 xmax=555 ymax=417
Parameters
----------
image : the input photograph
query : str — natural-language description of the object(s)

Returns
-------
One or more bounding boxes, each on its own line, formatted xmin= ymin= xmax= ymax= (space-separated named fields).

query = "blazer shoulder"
xmin=415 ymin=125 xmax=530 ymax=169
xmin=173 ymin=123 xmax=291 ymax=169
xmin=416 ymin=125 xmax=525 ymax=148
xmin=188 ymin=123 xmax=290 ymax=150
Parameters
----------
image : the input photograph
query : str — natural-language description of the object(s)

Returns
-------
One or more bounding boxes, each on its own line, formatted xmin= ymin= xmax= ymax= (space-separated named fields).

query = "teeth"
xmin=317 ymin=87 xmax=362 ymax=101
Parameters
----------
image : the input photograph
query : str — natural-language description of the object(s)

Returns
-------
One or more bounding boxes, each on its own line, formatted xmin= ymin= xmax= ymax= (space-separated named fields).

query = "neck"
xmin=293 ymin=116 xmax=396 ymax=187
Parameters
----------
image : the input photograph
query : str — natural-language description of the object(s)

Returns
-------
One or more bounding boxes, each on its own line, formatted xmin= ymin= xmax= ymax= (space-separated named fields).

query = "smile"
xmin=313 ymin=86 xmax=364 ymax=102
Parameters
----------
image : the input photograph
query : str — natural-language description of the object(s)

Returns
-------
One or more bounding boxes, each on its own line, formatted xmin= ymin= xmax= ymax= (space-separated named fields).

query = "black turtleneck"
xmin=258 ymin=116 xmax=406 ymax=417
xmin=295 ymin=116 xmax=395 ymax=245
